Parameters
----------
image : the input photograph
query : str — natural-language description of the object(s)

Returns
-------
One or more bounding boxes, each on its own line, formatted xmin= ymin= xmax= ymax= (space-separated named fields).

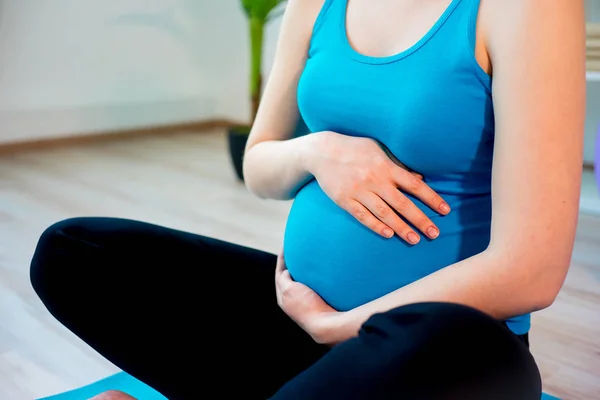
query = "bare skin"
xmin=252 ymin=0 xmax=585 ymax=345
xmin=88 ymin=390 xmax=136 ymax=400
xmin=89 ymin=0 xmax=585 ymax=392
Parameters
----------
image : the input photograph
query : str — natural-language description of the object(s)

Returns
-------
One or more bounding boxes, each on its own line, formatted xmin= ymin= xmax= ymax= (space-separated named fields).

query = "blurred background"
xmin=0 ymin=0 xmax=283 ymax=141
xmin=0 ymin=1 xmax=598 ymax=399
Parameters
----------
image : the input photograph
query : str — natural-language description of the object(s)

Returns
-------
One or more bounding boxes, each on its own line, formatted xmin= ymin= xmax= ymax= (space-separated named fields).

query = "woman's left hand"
xmin=275 ymin=251 xmax=344 ymax=345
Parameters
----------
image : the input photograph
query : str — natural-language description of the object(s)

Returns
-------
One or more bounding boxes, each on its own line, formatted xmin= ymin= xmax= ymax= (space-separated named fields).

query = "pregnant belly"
xmin=283 ymin=180 xmax=492 ymax=311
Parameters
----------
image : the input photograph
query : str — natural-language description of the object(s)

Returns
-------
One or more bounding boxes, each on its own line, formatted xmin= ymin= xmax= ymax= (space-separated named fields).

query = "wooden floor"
xmin=0 ymin=129 xmax=598 ymax=400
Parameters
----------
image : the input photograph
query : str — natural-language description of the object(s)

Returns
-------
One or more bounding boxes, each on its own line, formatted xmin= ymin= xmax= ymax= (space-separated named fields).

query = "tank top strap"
xmin=436 ymin=0 xmax=490 ymax=88
xmin=416 ymin=0 xmax=481 ymax=54
xmin=308 ymin=0 xmax=346 ymax=57
xmin=454 ymin=0 xmax=483 ymax=52
xmin=312 ymin=0 xmax=337 ymax=37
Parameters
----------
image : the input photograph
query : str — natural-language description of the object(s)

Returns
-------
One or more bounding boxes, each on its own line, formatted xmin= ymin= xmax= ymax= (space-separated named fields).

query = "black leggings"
xmin=29 ymin=217 xmax=541 ymax=400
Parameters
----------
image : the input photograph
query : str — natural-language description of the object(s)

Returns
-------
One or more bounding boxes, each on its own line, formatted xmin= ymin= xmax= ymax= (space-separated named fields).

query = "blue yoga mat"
xmin=542 ymin=394 xmax=561 ymax=400
xmin=39 ymin=372 xmax=167 ymax=400
xmin=39 ymin=371 xmax=561 ymax=400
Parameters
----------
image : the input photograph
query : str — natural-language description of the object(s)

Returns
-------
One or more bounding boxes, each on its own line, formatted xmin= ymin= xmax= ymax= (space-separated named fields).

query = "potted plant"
xmin=228 ymin=0 xmax=286 ymax=181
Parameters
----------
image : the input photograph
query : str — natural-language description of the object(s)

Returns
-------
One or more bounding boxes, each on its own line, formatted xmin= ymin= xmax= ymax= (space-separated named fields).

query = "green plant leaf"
xmin=241 ymin=0 xmax=285 ymax=22
xmin=241 ymin=0 xmax=286 ymax=124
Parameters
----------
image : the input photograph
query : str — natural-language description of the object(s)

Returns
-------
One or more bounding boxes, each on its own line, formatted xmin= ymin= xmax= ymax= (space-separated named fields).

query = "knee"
xmin=363 ymin=302 xmax=519 ymax=357
xmin=361 ymin=302 xmax=541 ymax=398
xmin=29 ymin=217 xmax=94 ymax=300
xmin=363 ymin=302 xmax=499 ymax=341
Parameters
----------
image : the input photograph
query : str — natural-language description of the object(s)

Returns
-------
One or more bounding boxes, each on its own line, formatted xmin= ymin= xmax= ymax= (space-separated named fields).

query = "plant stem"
xmin=249 ymin=16 xmax=264 ymax=125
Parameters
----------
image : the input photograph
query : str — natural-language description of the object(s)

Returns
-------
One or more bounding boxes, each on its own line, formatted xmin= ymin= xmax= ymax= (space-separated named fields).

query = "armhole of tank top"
xmin=464 ymin=0 xmax=492 ymax=92
xmin=312 ymin=0 xmax=334 ymax=35
xmin=309 ymin=0 xmax=335 ymax=50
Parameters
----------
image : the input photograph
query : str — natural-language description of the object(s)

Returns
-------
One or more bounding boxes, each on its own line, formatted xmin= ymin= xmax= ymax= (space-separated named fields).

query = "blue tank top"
xmin=283 ymin=0 xmax=530 ymax=334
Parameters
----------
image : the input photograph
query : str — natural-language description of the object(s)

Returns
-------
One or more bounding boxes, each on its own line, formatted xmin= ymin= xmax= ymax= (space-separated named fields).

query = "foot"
xmin=88 ymin=390 xmax=137 ymax=400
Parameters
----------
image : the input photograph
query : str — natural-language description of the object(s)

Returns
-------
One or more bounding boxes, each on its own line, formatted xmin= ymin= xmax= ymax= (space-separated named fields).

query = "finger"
xmin=344 ymin=199 xmax=395 ymax=239
xmin=275 ymin=252 xmax=287 ymax=294
xmin=359 ymin=192 xmax=421 ymax=245
xmin=393 ymin=169 xmax=451 ymax=215
xmin=275 ymin=251 xmax=286 ymax=275
xmin=381 ymin=188 xmax=440 ymax=241
xmin=279 ymin=269 xmax=292 ymax=286
xmin=412 ymin=172 xmax=424 ymax=180
xmin=281 ymin=268 xmax=293 ymax=282
xmin=278 ymin=269 xmax=295 ymax=299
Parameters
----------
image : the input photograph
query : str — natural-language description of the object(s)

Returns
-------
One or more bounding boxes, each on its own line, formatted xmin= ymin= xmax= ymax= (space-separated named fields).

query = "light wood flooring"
xmin=0 ymin=129 xmax=598 ymax=400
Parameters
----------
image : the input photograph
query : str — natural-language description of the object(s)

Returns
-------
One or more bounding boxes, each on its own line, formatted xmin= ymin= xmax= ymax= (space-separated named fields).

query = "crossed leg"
xmin=30 ymin=217 xmax=541 ymax=399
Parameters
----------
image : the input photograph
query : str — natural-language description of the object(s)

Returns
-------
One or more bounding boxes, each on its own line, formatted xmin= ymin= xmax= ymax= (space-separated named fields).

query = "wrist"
xmin=312 ymin=310 xmax=358 ymax=346
xmin=300 ymin=131 xmax=333 ymax=177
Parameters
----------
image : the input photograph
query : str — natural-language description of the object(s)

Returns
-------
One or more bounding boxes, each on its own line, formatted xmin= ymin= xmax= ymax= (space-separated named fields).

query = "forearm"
xmin=243 ymin=133 xmax=320 ymax=200
xmin=330 ymin=249 xmax=556 ymax=343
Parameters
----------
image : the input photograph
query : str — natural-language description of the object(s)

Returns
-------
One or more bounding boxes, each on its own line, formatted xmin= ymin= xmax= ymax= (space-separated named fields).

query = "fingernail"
xmin=407 ymin=232 xmax=420 ymax=244
xmin=383 ymin=228 xmax=394 ymax=238
xmin=439 ymin=203 xmax=451 ymax=214
xmin=427 ymin=226 xmax=439 ymax=239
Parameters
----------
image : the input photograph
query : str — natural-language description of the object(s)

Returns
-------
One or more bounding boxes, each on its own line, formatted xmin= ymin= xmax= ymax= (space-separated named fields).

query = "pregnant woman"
xmin=30 ymin=0 xmax=584 ymax=399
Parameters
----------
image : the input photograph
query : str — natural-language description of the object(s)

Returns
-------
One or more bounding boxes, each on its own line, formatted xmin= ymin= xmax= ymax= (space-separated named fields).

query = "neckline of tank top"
xmin=339 ymin=0 xmax=464 ymax=65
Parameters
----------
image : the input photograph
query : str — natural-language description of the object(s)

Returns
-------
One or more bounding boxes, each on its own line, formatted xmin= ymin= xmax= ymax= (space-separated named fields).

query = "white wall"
xmin=585 ymin=84 xmax=600 ymax=165
xmin=0 ymin=0 xmax=281 ymax=144
xmin=0 ymin=0 xmax=597 ymax=164
xmin=586 ymin=0 xmax=600 ymax=165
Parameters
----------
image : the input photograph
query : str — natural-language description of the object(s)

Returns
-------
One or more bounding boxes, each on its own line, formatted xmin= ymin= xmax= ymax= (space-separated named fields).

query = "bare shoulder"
xmin=271 ymin=0 xmax=329 ymax=61
xmin=245 ymin=0 xmax=329 ymax=148
xmin=480 ymin=0 xmax=583 ymax=24
xmin=281 ymin=0 xmax=329 ymax=36
xmin=480 ymin=0 xmax=585 ymax=57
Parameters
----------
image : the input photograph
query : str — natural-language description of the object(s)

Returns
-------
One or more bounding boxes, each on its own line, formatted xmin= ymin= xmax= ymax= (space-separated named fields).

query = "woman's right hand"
xmin=306 ymin=131 xmax=451 ymax=245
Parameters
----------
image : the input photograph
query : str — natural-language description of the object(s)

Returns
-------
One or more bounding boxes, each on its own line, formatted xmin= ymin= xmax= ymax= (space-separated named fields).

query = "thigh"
xmin=30 ymin=217 xmax=328 ymax=399
xmin=272 ymin=302 xmax=542 ymax=400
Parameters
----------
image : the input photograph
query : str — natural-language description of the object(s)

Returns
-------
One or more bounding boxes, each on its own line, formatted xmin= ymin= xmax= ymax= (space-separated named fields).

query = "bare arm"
xmin=243 ymin=0 xmax=449 ymax=244
xmin=243 ymin=0 xmax=325 ymax=200
xmin=324 ymin=0 xmax=586 ymax=343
